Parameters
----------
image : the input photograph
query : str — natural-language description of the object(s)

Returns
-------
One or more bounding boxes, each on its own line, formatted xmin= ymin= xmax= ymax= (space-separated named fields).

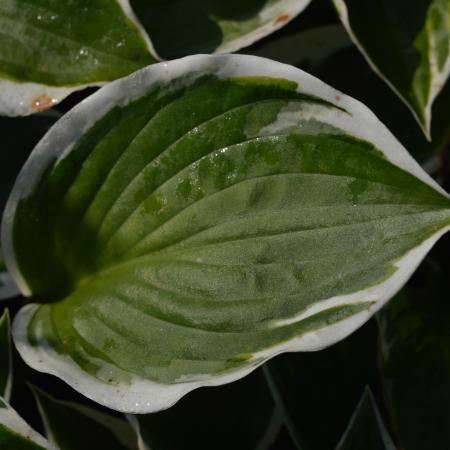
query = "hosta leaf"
xmin=0 ymin=310 xmax=12 ymax=401
xmin=130 ymin=369 xmax=281 ymax=450
xmin=131 ymin=0 xmax=312 ymax=59
xmin=0 ymin=0 xmax=311 ymax=117
xmin=377 ymin=250 xmax=450 ymax=450
xmin=0 ymin=0 xmax=155 ymax=116
xmin=336 ymin=388 xmax=397 ymax=450
xmin=333 ymin=0 xmax=450 ymax=138
xmin=31 ymin=386 xmax=137 ymax=450
xmin=0 ymin=397 xmax=55 ymax=449
xmin=3 ymin=54 xmax=450 ymax=413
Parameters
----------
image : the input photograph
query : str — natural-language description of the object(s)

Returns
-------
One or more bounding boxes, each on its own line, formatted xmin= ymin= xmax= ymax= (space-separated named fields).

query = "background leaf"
xmin=377 ymin=237 xmax=450 ymax=450
xmin=32 ymin=386 xmax=138 ymax=450
xmin=0 ymin=397 xmax=55 ymax=450
xmin=0 ymin=252 xmax=19 ymax=300
xmin=334 ymin=0 xmax=450 ymax=138
xmin=312 ymin=45 xmax=450 ymax=168
xmin=336 ymin=388 xmax=397 ymax=450
xmin=131 ymin=369 xmax=281 ymax=450
xmin=263 ymin=321 xmax=381 ymax=450
xmin=0 ymin=0 xmax=155 ymax=116
xmin=131 ymin=0 xmax=312 ymax=59
xmin=0 ymin=310 xmax=12 ymax=401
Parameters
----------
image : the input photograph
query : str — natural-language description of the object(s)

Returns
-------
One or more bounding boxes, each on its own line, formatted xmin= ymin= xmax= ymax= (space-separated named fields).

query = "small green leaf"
xmin=31 ymin=386 xmax=137 ymax=450
xmin=0 ymin=0 xmax=155 ymax=116
xmin=377 ymin=253 xmax=450 ymax=450
xmin=4 ymin=54 xmax=450 ymax=413
xmin=263 ymin=322 xmax=380 ymax=450
xmin=0 ymin=396 xmax=55 ymax=450
xmin=131 ymin=0 xmax=312 ymax=59
xmin=0 ymin=250 xmax=19 ymax=300
xmin=336 ymin=387 xmax=397 ymax=450
xmin=250 ymin=24 xmax=352 ymax=69
xmin=130 ymin=370 xmax=280 ymax=450
xmin=0 ymin=310 xmax=12 ymax=401
xmin=334 ymin=0 xmax=450 ymax=138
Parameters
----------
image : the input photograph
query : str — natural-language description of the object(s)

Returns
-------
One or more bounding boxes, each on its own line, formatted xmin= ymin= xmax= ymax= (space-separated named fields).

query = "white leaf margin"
xmin=333 ymin=0 xmax=450 ymax=140
xmin=212 ymin=0 xmax=313 ymax=54
xmin=3 ymin=54 xmax=450 ymax=413
xmin=0 ymin=397 xmax=56 ymax=449
xmin=0 ymin=0 xmax=312 ymax=117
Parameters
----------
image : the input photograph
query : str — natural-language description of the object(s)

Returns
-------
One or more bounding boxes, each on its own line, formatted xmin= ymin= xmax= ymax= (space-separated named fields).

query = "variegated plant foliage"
xmin=3 ymin=54 xmax=450 ymax=413
xmin=0 ymin=0 xmax=310 ymax=116
xmin=0 ymin=397 xmax=55 ymax=450
xmin=334 ymin=0 xmax=450 ymax=138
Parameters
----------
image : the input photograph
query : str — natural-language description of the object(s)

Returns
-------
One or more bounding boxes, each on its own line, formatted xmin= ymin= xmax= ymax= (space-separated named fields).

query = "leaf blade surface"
xmin=3 ymin=54 xmax=450 ymax=412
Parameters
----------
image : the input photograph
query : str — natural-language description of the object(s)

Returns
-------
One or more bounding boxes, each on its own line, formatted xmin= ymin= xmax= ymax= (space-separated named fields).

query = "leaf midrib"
xmin=72 ymin=205 xmax=450 ymax=294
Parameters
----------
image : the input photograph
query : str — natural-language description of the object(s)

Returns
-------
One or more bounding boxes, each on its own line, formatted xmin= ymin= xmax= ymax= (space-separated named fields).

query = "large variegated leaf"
xmin=131 ymin=0 xmax=312 ymax=59
xmin=0 ymin=397 xmax=55 ymax=449
xmin=0 ymin=310 xmax=12 ymax=401
xmin=333 ymin=0 xmax=450 ymax=138
xmin=3 ymin=54 xmax=450 ymax=413
xmin=32 ymin=387 xmax=138 ymax=450
xmin=0 ymin=0 xmax=155 ymax=116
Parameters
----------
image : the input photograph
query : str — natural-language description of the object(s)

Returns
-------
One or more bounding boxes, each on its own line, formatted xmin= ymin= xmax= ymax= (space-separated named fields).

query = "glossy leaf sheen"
xmin=4 ymin=55 xmax=450 ymax=413
xmin=334 ymin=0 xmax=450 ymax=137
